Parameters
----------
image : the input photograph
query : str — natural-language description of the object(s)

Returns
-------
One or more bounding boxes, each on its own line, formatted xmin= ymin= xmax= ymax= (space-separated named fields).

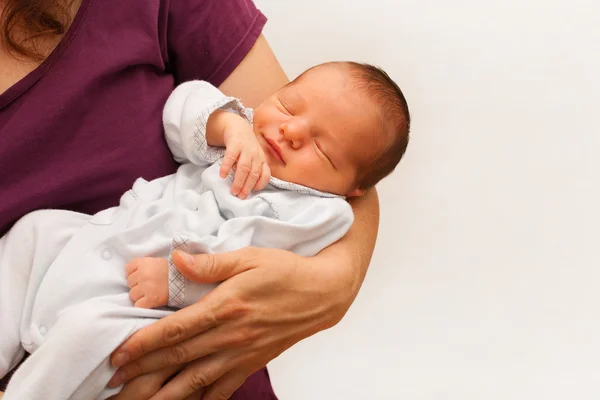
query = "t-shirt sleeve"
xmin=163 ymin=0 xmax=267 ymax=87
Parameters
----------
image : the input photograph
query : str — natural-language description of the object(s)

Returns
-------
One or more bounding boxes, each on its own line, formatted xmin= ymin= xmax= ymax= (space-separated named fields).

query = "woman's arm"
xmin=313 ymin=188 xmax=380 ymax=314
xmin=217 ymin=35 xmax=289 ymax=108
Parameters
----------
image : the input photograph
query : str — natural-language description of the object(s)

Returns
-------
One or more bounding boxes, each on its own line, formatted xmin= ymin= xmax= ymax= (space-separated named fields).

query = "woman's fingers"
xmin=110 ymin=364 xmax=180 ymax=400
xmin=109 ymin=326 xmax=230 ymax=387
xmin=172 ymin=249 xmax=256 ymax=284
xmin=201 ymin=371 xmax=248 ymax=400
xmin=111 ymin=303 xmax=219 ymax=368
xmin=149 ymin=353 xmax=237 ymax=400
xmin=111 ymin=249 xmax=262 ymax=370
xmin=183 ymin=390 xmax=206 ymax=400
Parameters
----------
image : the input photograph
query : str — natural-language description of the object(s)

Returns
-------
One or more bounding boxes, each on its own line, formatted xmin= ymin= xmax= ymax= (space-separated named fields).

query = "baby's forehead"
xmin=290 ymin=67 xmax=379 ymax=107
xmin=334 ymin=110 xmax=390 ymax=167
xmin=287 ymin=64 xmax=388 ymax=127
xmin=293 ymin=62 xmax=357 ymax=87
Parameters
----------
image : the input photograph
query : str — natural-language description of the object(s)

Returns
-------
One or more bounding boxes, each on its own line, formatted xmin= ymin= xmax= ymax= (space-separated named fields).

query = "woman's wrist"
xmin=302 ymin=262 xmax=357 ymax=331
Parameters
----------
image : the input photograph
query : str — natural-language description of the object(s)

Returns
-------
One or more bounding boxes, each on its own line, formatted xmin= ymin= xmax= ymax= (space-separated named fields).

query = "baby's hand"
xmin=126 ymin=257 xmax=169 ymax=309
xmin=221 ymin=116 xmax=271 ymax=199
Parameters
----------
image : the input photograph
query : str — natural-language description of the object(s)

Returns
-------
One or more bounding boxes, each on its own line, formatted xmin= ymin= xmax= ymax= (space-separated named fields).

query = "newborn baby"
xmin=0 ymin=61 xmax=410 ymax=400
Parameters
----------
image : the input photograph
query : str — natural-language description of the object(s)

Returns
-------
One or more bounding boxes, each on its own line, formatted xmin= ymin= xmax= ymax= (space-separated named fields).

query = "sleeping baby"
xmin=0 ymin=61 xmax=410 ymax=399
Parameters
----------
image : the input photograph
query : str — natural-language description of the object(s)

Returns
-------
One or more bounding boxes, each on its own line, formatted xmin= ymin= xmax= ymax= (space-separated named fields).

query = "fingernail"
xmin=177 ymin=250 xmax=195 ymax=266
xmin=108 ymin=370 xmax=126 ymax=387
xmin=112 ymin=351 xmax=129 ymax=368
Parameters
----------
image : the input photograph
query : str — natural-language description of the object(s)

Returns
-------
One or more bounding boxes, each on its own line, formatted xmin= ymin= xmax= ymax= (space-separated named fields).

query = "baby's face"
xmin=252 ymin=65 xmax=383 ymax=196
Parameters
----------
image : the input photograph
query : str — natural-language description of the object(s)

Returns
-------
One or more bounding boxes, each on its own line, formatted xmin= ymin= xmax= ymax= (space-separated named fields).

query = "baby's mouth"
xmin=265 ymin=138 xmax=285 ymax=165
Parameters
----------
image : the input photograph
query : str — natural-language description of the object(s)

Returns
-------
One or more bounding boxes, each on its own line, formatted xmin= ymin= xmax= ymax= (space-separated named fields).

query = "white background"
xmin=256 ymin=1 xmax=600 ymax=399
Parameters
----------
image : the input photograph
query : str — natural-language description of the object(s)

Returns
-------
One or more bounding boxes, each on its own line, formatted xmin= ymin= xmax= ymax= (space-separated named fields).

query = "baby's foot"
xmin=126 ymin=257 xmax=169 ymax=308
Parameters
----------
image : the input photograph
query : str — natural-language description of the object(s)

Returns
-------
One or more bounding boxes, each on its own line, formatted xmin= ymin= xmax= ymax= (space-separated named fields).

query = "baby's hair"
xmin=344 ymin=62 xmax=410 ymax=190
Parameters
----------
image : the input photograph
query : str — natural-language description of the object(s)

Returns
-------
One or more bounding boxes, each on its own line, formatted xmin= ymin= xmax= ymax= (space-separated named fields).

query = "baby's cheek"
xmin=252 ymin=119 xmax=262 ymax=132
xmin=297 ymin=159 xmax=322 ymax=182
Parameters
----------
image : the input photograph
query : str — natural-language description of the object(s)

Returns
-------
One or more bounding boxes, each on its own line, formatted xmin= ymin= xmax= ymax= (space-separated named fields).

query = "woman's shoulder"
xmin=160 ymin=0 xmax=267 ymax=86
xmin=67 ymin=0 xmax=266 ymax=85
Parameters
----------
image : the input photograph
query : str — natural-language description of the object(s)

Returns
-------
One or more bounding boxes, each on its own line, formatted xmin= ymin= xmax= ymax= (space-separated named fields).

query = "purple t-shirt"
xmin=0 ymin=0 xmax=277 ymax=397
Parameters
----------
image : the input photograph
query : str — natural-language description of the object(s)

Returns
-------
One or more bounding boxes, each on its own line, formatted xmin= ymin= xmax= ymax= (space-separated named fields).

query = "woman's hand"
xmin=106 ymin=365 xmax=192 ymax=400
xmin=108 ymin=246 xmax=360 ymax=399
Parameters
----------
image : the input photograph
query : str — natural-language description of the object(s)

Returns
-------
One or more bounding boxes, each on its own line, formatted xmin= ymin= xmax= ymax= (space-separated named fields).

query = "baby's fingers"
xmin=220 ymin=147 xmax=240 ymax=179
xmin=238 ymin=160 xmax=264 ymax=199
xmin=254 ymin=162 xmax=271 ymax=191
xmin=231 ymin=153 xmax=252 ymax=196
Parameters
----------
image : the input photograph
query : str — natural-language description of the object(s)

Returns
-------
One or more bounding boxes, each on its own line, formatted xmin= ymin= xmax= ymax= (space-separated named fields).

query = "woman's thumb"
xmin=171 ymin=249 xmax=254 ymax=283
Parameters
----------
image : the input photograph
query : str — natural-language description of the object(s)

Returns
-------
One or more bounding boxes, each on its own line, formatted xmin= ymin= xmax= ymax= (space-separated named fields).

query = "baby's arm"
xmin=163 ymin=81 xmax=270 ymax=198
xmin=162 ymin=81 xmax=252 ymax=166
xmin=209 ymin=110 xmax=271 ymax=199
xmin=204 ymin=109 xmax=241 ymax=147
xmin=128 ymin=194 xmax=354 ymax=309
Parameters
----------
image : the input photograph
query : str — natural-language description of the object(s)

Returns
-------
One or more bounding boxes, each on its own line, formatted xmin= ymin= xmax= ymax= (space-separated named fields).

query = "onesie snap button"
xmin=39 ymin=325 xmax=48 ymax=335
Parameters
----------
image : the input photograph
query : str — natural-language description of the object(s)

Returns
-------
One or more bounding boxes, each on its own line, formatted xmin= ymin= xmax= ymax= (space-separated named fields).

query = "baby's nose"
xmin=280 ymin=119 xmax=308 ymax=144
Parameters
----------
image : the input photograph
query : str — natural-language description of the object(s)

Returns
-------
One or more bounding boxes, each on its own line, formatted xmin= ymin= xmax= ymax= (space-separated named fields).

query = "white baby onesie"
xmin=0 ymin=81 xmax=354 ymax=400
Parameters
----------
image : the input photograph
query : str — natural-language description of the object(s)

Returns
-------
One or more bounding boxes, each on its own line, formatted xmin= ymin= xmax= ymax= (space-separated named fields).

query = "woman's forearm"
xmin=317 ymin=188 xmax=380 ymax=296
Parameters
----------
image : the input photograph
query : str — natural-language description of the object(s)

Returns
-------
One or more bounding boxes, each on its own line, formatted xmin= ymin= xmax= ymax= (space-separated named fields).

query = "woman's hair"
xmin=1 ymin=0 xmax=73 ymax=60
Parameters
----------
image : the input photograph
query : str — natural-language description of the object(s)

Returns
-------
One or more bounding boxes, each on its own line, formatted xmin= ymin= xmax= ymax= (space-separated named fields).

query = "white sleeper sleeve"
xmin=167 ymin=194 xmax=354 ymax=308
xmin=162 ymin=80 xmax=253 ymax=166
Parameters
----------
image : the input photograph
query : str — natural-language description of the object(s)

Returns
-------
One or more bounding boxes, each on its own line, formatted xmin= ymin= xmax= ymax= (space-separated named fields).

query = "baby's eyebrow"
xmin=280 ymin=98 xmax=294 ymax=112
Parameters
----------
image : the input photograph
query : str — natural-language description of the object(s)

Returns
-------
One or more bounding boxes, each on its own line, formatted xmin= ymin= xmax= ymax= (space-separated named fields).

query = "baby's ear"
xmin=346 ymin=187 xmax=366 ymax=198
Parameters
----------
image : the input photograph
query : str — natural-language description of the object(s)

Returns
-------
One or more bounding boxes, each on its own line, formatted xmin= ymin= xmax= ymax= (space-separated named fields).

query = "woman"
xmin=0 ymin=0 xmax=380 ymax=398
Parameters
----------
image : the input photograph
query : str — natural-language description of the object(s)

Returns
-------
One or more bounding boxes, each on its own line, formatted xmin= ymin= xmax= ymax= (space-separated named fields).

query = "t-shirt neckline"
xmin=0 ymin=0 xmax=90 ymax=110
